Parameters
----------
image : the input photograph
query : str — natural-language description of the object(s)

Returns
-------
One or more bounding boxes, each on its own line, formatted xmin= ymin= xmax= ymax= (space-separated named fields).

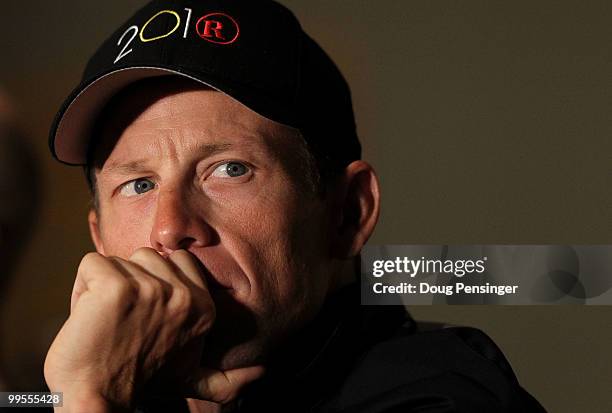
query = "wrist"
xmin=55 ymin=389 xmax=132 ymax=413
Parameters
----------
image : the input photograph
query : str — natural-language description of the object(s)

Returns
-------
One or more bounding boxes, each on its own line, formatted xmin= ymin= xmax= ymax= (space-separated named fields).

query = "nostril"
xmin=178 ymin=237 xmax=198 ymax=250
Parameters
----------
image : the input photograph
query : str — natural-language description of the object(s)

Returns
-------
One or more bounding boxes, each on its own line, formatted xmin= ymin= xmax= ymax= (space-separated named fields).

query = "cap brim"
xmin=50 ymin=67 xmax=234 ymax=165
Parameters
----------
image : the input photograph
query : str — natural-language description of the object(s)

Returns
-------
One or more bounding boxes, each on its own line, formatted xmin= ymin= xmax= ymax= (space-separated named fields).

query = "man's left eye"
xmin=211 ymin=162 xmax=250 ymax=178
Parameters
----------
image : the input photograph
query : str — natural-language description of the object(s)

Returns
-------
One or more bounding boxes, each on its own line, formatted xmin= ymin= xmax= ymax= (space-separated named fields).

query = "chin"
xmin=203 ymin=285 xmax=308 ymax=371
xmin=202 ymin=290 xmax=272 ymax=370
xmin=202 ymin=334 xmax=268 ymax=370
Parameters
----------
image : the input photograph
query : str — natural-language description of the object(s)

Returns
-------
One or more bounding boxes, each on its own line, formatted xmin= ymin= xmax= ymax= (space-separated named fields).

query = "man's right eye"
xmin=119 ymin=178 xmax=156 ymax=197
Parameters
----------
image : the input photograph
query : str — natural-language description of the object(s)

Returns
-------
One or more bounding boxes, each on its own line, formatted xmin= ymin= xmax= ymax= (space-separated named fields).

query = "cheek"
xmin=97 ymin=203 xmax=156 ymax=257
xmin=209 ymin=180 xmax=329 ymax=315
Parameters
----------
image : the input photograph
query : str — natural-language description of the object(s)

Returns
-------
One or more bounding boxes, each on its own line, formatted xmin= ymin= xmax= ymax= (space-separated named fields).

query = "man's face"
xmin=90 ymin=79 xmax=335 ymax=369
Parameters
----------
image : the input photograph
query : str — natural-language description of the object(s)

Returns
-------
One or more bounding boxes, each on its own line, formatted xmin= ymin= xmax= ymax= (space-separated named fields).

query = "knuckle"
xmin=195 ymin=294 xmax=216 ymax=322
xmin=173 ymin=282 xmax=191 ymax=301
xmin=140 ymin=277 xmax=169 ymax=302
xmin=137 ymin=278 xmax=158 ymax=300
xmin=77 ymin=252 xmax=102 ymax=273
xmin=130 ymin=247 xmax=158 ymax=261
xmin=186 ymin=292 xmax=215 ymax=333
xmin=107 ymin=277 xmax=136 ymax=300
xmin=155 ymin=279 xmax=173 ymax=302
xmin=169 ymin=285 xmax=193 ymax=318
xmin=194 ymin=308 xmax=215 ymax=333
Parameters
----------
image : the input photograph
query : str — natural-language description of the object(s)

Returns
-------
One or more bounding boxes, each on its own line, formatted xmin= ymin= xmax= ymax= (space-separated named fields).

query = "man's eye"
xmin=119 ymin=178 xmax=156 ymax=197
xmin=211 ymin=162 xmax=250 ymax=178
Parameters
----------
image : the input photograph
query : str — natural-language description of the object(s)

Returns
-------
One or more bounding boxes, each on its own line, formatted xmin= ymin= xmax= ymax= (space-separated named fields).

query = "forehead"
xmin=90 ymin=77 xmax=301 ymax=167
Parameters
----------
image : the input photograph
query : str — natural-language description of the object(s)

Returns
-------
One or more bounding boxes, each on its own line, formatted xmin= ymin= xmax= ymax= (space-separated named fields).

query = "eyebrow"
xmin=102 ymin=142 xmax=234 ymax=175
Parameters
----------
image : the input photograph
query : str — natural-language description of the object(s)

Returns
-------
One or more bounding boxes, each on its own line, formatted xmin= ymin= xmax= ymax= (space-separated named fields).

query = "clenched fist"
xmin=44 ymin=248 xmax=264 ymax=413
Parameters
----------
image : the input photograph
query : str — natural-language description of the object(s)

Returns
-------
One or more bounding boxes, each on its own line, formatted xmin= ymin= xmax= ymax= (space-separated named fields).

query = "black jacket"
xmin=140 ymin=283 xmax=546 ymax=413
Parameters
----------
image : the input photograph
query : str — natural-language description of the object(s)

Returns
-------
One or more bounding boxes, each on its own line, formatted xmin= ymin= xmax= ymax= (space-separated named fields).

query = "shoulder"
xmin=324 ymin=325 xmax=546 ymax=413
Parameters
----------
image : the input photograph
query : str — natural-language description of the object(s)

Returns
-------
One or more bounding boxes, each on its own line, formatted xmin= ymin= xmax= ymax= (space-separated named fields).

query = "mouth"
xmin=181 ymin=249 xmax=239 ymax=294
xmin=192 ymin=258 xmax=234 ymax=293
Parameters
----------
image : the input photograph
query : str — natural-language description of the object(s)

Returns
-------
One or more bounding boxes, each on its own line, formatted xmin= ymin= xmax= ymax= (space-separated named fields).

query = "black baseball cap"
xmin=49 ymin=0 xmax=361 ymax=167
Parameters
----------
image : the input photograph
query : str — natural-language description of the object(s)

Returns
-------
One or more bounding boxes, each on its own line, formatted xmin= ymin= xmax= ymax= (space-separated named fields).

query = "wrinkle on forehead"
xmin=101 ymin=142 xmax=235 ymax=176
xmin=88 ymin=76 xmax=312 ymax=198
xmin=90 ymin=77 xmax=299 ymax=169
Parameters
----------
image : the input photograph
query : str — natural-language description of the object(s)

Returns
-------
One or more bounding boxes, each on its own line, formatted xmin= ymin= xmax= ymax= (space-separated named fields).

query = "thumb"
xmin=184 ymin=365 xmax=266 ymax=404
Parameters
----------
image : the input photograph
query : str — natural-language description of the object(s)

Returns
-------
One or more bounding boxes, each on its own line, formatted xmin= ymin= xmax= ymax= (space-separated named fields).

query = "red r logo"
xmin=196 ymin=12 xmax=240 ymax=45
xmin=202 ymin=20 xmax=225 ymax=40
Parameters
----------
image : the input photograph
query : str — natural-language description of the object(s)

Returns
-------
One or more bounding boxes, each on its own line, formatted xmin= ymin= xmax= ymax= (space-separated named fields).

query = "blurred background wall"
xmin=0 ymin=1 xmax=610 ymax=412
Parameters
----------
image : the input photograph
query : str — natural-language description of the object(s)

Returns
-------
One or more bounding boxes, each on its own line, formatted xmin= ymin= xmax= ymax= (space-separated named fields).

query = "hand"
xmin=44 ymin=248 xmax=264 ymax=413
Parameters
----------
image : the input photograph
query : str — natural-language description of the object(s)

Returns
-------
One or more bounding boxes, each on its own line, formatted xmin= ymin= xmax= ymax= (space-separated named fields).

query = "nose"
xmin=150 ymin=187 xmax=216 ymax=254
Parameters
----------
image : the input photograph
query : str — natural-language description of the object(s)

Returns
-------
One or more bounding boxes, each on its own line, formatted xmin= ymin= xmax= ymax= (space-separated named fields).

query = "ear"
xmin=88 ymin=209 xmax=106 ymax=255
xmin=330 ymin=160 xmax=381 ymax=258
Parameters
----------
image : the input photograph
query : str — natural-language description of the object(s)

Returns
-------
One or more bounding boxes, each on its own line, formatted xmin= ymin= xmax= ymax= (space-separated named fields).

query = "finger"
xmin=128 ymin=247 xmax=178 ymax=288
xmin=129 ymin=248 xmax=210 ymax=310
xmin=167 ymin=250 xmax=208 ymax=290
xmin=109 ymin=256 xmax=174 ymax=302
xmin=71 ymin=252 xmax=126 ymax=313
xmin=166 ymin=251 xmax=216 ymax=331
xmin=185 ymin=366 xmax=266 ymax=404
